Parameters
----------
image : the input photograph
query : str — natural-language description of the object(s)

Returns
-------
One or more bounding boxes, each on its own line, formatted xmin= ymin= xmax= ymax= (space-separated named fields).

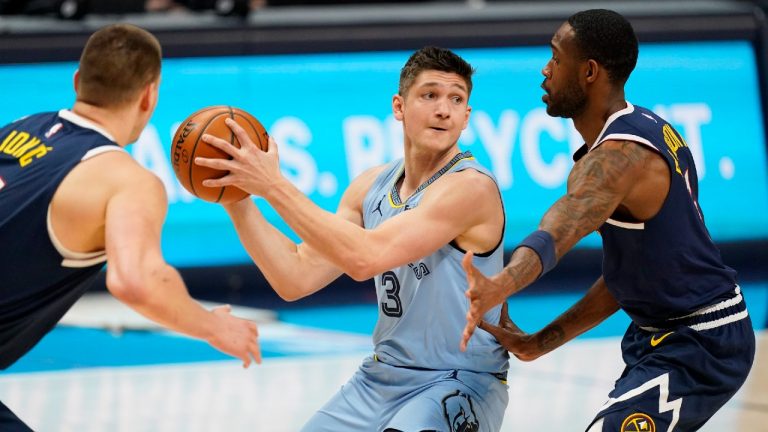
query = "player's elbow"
xmin=271 ymin=279 xmax=318 ymax=302
xmin=335 ymin=234 xmax=381 ymax=281
xmin=347 ymin=270 xmax=374 ymax=282
xmin=106 ymin=268 xmax=151 ymax=306
xmin=346 ymin=262 xmax=378 ymax=282
xmin=274 ymin=287 xmax=306 ymax=302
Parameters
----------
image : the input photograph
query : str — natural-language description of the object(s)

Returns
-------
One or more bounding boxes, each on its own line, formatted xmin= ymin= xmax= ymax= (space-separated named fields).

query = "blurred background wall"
xmin=1 ymin=0 xmax=766 ymax=312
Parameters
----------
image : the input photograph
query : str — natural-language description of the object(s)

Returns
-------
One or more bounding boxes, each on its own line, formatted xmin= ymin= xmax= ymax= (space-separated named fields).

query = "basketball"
xmin=171 ymin=106 xmax=269 ymax=203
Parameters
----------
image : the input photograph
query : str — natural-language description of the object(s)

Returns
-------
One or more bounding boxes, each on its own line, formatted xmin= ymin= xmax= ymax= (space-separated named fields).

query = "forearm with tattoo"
xmin=537 ymin=324 xmax=566 ymax=353
xmin=497 ymin=247 xmax=543 ymax=296
xmin=497 ymin=141 xmax=645 ymax=298
xmin=535 ymin=278 xmax=619 ymax=356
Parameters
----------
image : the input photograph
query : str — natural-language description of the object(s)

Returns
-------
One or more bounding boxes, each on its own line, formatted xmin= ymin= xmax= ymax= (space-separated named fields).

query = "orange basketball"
xmin=171 ymin=106 xmax=269 ymax=204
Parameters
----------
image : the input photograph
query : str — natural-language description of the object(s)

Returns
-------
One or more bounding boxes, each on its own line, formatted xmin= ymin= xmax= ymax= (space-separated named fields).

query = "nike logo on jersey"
xmin=650 ymin=331 xmax=674 ymax=347
xmin=641 ymin=112 xmax=658 ymax=123
xmin=45 ymin=123 xmax=63 ymax=139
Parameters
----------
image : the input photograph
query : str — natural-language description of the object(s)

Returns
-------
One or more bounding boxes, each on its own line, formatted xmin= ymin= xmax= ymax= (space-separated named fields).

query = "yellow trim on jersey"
xmin=386 ymin=154 xmax=476 ymax=209
xmin=388 ymin=191 xmax=407 ymax=209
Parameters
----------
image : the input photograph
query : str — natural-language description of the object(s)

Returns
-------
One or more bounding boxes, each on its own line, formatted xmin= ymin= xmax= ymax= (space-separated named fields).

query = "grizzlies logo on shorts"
xmin=442 ymin=391 xmax=479 ymax=432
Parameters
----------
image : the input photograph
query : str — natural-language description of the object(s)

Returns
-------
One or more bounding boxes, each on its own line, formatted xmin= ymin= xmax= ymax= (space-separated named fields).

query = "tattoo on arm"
xmin=499 ymin=142 xmax=646 ymax=297
xmin=537 ymin=325 xmax=565 ymax=353
xmin=536 ymin=278 xmax=617 ymax=354
xmin=543 ymin=141 xmax=647 ymax=253
xmin=502 ymin=247 xmax=543 ymax=295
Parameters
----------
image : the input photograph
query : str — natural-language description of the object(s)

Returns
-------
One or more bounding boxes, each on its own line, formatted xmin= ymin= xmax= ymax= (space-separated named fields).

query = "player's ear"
xmin=73 ymin=69 xmax=80 ymax=92
xmin=139 ymin=81 xmax=158 ymax=111
xmin=585 ymin=59 xmax=598 ymax=83
xmin=392 ymin=94 xmax=404 ymax=120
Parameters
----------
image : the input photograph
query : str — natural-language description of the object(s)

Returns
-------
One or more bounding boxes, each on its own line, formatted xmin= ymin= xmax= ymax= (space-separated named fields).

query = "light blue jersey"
xmin=362 ymin=151 xmax=509 ymax=374
xmin=301 ymin=151 xmax=510 ymax=432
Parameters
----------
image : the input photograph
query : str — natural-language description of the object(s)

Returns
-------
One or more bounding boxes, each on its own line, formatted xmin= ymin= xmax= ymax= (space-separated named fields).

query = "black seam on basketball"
xmin=233 ymin=111 xmax=264 ymax=150
xmin=188 ymin=110 xmax=229 ymax=199
xmin=214 ymin=106 xmax=236 ymax=203
xmin=187 ymin=105 xmax=223 ymax=119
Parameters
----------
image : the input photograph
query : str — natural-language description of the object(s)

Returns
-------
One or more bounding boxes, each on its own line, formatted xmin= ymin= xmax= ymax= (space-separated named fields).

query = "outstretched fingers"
xmin=498 ymin=301 xmax=522 ymax=333
xmin=249 ymin=322 xmax=262 ymax=365
xmin=461 ymin=251 xmax=484 ymax=351
xmin=477 ymin=318 xmax=503 ymax=339
xmin=461 ymin=250 xmax=476 ymax=279
xmin=460 ymin=321 xmax=477 ymax=353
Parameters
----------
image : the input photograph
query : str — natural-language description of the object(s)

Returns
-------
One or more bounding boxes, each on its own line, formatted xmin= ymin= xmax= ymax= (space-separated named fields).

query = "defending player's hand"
xmin=207 ymin=304 xmax=262 ymax=368
xmin=477 ymin=302 xmax=538 ymax=362
xmin=460 ymin=251 xmax=511 ymax=352
xmin=196 ymin=118 xmax=282 ymax=198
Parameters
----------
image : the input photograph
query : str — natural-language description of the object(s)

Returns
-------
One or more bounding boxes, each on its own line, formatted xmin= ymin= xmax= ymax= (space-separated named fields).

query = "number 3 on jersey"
xmin=380 ymin=271 xmax=403 ymax=317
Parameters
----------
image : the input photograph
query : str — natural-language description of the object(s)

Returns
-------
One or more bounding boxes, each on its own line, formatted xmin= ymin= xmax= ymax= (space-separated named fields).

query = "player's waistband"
xmin=372 ymin=353 xmax=508 ymax=383
xmin=639 ymin=286 xmax=748 ymax=332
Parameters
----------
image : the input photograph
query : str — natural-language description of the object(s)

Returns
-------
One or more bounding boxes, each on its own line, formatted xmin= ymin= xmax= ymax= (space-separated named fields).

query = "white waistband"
xmin=640 ymin=287 xmax=747 ymax=332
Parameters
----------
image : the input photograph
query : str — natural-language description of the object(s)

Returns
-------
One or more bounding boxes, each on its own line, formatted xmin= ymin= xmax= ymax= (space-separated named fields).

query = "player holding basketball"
xmin=460 ymin=9 xmax=755 ymax=431
xmin=0 ymin=24 xmax=261 ymax=431
xmin=197 ymin=47 xmax=510 ymax=431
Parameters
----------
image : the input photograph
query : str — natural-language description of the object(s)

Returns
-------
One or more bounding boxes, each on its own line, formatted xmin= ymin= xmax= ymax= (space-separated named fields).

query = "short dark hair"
xmin=567 ymin=9 xmax=638 ymax=84
xmin=399 ymin=46 xmax=474 ymax=96
xmin=77 ymin=24 xmax=162 ymax=108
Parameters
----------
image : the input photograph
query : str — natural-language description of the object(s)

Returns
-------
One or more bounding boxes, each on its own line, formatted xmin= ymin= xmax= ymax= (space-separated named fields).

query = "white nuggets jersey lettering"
xmin=362 ymin=152 xmax=509 ymax=373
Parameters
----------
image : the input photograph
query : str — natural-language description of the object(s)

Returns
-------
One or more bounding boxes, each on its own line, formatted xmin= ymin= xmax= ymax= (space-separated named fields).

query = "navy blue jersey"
xmin=580 ymin=103 xmax=738 ymax=326
xmin=0 ymin=109 xmax=123 ymax=369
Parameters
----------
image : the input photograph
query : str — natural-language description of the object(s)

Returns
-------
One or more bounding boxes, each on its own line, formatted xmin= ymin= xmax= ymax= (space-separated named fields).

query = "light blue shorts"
xmin=300 ymin=355 xmax=509 ymax=432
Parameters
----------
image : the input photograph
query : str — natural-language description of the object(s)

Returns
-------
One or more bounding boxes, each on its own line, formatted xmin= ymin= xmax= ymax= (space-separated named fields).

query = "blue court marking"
xmin=278 ymin=283 xmax=768 ymax=337
xmin=5 ymin=284 xmax=765 ymax=374
xmin=277 ymin=294 xmax=632 ymax=337
xmin=3 ymin=326 xmax=367 ymax=374
xmin=277 ymin=304 xmax=376 ymax=335
xmin=3 ymin=327 xmax=278 ymax=374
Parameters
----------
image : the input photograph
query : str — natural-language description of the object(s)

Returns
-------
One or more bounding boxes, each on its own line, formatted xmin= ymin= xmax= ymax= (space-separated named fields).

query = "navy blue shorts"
xmin=0 ymin=401 xmax=33 ymax=432
xmin=587 ymin=289 xmax=755 ymax=431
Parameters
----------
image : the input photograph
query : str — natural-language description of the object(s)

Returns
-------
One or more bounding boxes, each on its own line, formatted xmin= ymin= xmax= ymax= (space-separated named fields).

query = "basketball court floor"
xmin=1 ymin=284 xmax=766 ymax=431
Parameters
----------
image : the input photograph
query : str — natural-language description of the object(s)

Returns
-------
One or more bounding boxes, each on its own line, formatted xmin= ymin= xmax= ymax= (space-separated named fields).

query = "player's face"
xmin=394 ymin=70 xmax=471 ymax=151
xmin=541 ymin=23 xmax=587 ymax=118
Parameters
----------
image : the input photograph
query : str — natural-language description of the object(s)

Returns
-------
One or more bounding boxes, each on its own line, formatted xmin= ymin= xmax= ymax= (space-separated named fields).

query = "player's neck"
xmin=399 ymin=143 xmax=460 ymax=198
xmin=573 ymin=93 xmax=627 ymax=147
xmin=71 ymin=101 xmax=134 ymax=147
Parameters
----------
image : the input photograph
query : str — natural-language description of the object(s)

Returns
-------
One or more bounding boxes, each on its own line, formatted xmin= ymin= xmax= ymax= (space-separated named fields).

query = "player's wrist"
xmin=493 ymin=267 xmax=520 ymax=298
xmin=222 ymin=196 xmax=252 ymax=213
xmin=264 ymin=176 xmax=296 ymax=202
xmin=514 ymin=230 xmax=556 ymax=279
